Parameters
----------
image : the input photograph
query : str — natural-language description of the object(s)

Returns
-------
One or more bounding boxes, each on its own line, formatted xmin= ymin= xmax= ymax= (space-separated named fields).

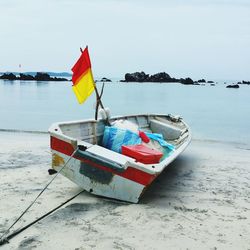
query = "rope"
xmin=0 ymin=189 xmax=84 ymax=246
xmin=0 ymin=148 xmax=78 ymax=244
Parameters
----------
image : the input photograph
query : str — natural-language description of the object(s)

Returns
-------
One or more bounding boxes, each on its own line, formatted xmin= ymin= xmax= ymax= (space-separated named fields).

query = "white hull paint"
xmin=52 ymin=150 xmax=145 ymax=203
xmin=49 ymin=114 xmax=191 ymax=203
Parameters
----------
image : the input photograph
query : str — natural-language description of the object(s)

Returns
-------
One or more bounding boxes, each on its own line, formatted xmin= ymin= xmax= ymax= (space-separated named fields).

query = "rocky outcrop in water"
xmin=121 ymin=72 xmax=230 ymax=86
xmin=226 ymin=84 xmax=240 ymax=88
xmin=20 ymin=73 xmax=35 ymax=80
xmin=0 ymin=73 xmax=17 ymax=80
xmin=180 ymin=77 xmax=194 ymax=85
xmin=124 ymin=72 xmax=149 ymax=82
xmin=0 ymin=72 xmax=68 ymax=81
xmin=197 ymin=79 xmax=206 ymax=83
xmin=148 ymin=72 xmax=173 ymax=82
xmin=98 ymin=77 xmax=112 ymax=82
xmin=242 ymin=81 xmax=250 ymax=85
xmin=237 ymin=81 xmax=250 ymax=85
xmin=122 ymin=71 xmax=192 ymax=84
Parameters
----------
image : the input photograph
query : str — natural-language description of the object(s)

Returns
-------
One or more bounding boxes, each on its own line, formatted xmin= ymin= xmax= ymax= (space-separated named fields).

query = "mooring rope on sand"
xmin=0 ymin=190 xmax=84 ymax=246
xmin=0 ymin=148 xmax=79 ymax=246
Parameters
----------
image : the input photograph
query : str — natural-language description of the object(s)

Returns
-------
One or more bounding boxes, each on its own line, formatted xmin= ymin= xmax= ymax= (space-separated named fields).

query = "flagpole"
xmin=80 ymin=47 xmax=109 ymax=123
xmin=94 ymin=82 xmax=104 ymax=118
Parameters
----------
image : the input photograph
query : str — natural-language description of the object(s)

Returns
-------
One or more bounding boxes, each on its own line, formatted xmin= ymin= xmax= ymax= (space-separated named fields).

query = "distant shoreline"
xmin=120 ymin=71 xmax=250 ymax=86
xmin=0 ymin=71 xmax=249 ymax=86
xmin=0 ymin=71 xmax=72 ymax=77
xmin=0 ymin=72 xmax=68 ymax=82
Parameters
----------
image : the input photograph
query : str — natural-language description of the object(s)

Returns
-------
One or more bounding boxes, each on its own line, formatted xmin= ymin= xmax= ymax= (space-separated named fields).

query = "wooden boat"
xmin=49 ymin=114 xmax=191 ymax=203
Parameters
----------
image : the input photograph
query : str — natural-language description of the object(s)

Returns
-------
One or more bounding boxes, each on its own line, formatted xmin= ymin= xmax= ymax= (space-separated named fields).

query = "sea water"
xmin=0 ymin=80 xmax=249 ymax=145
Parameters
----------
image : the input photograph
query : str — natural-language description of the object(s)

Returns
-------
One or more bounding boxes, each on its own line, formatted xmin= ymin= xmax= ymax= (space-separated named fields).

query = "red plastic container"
xmin=121 ymin=144 xmax=163 ymax=164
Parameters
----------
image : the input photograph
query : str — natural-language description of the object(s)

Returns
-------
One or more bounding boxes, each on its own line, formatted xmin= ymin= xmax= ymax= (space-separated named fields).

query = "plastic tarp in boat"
xmin=102 ymin=126 xmax=141 ymax=153
xmin=145 ymin=133 xmax=175 ymax=151
xmin=102 ymin=124 xmax=175 ymax=161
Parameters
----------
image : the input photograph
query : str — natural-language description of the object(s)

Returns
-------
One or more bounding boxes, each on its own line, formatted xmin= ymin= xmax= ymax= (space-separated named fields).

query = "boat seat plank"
xmin=150 ymin=119 xmax=182 ymax=140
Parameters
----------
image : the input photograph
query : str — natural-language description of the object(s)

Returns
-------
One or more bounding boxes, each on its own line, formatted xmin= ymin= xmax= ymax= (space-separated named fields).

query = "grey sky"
xmin=0 ymin=0 xmax=249 ymax=80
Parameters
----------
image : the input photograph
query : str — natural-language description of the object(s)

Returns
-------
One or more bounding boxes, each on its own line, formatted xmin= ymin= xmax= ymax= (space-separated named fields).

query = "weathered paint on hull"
xmin=52 ymin=150 xmax=148 ymax=203
xmin=51 ymin=136 xmax=157 ymax=203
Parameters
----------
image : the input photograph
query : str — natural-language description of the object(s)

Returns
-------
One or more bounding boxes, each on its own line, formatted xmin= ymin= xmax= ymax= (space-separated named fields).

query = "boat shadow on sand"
xmin=141 ymin=153 xmax=196 ymax=205
xmin=71 ymin=152 xmax=196 ymax=206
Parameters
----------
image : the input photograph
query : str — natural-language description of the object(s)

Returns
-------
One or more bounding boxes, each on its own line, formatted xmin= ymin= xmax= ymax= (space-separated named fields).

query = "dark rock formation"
xmin=0 ymin=72 xmax=67 ymax=81
xmin=0 ymin=73 xmax=17 ymax=80
xmin=238 ymin=80 xmax=250 ymax=85
xmin=52 ymin=76 xmax=68 ymax=81
xmin=148 ymin=72 xmax=171 ymax=82
xmin=122 ymin=71 xmax=194 ymax=84
xmin=197 ymin=79 xmax=206 ymax=83
xmin=180 ymin=77 xmax=194 ymax=85
xmin=34 ymin=72 xmax=67 ymax=81
xmin=207 ymin=80 xmax=214 ymax=83
xmin=242 ymin=80 xmax=250 ymax=85
xmin=35 ymin=72 xmax=52 ymax=81
xmin=100 ymin=77 xmax=112 ymax=82
xmin=20 ymin=73 xmax=35 ymax=80
xmin=124 ymin=71 xmax=149 ymax=82
xmin=226 ymin=84 xmax=240 ymax=88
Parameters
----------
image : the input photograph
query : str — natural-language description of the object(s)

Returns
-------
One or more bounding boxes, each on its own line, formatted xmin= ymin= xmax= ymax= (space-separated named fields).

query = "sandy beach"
xmin=0 ymin=131 xmax=250 ymax=250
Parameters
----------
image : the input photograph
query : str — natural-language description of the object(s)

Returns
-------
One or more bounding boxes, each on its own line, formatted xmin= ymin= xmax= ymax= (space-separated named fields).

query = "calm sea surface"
xmin=0 ymin=80 xmax=249 ymax=145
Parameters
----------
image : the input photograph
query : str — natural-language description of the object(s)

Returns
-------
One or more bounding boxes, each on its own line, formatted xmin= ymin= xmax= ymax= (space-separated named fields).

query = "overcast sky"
xmin=0 ymin=0 xmax=249 ymax=80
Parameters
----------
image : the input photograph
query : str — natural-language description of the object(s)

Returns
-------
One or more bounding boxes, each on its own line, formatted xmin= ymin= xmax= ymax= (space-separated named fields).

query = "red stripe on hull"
xmin=51 ymin=136 xmax=156 ymax=186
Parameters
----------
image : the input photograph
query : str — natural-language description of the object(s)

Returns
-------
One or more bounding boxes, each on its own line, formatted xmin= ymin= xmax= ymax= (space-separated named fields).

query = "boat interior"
xmin=57 ymin=114 xmax=189 ymax=150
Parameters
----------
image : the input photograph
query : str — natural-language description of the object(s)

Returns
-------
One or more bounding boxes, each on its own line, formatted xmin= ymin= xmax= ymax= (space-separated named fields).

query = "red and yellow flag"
xmin=71 ymin=47 xmax=95 ymax=104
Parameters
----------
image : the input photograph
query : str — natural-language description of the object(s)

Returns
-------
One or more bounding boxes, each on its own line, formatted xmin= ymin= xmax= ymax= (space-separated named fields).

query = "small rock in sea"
xmin=197 ymin=79 xmax=206 ymax=83
xmin=100 ymin=77 xmax=112 ymax=82
xmin=226 ymin=84 xmax=240 ymax=89
xmin=242 ymin=80 xmax=250 ymax=85
xmin=180 ymin=77 xmax=194 ymax=85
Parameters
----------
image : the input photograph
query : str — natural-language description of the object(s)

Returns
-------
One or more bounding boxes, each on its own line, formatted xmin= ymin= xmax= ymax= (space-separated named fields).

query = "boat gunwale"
xmin=48 ymin=113 xmax=181 ymax=128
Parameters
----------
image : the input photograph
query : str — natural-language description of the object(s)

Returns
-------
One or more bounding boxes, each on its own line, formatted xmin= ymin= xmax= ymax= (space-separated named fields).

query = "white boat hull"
xmin=49 ymin=114 xmax=191 ymax=203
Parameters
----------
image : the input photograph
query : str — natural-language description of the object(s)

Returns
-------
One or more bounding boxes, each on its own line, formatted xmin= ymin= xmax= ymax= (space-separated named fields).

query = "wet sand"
xmin=0 ymin=132 xmax=250 ymax=250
